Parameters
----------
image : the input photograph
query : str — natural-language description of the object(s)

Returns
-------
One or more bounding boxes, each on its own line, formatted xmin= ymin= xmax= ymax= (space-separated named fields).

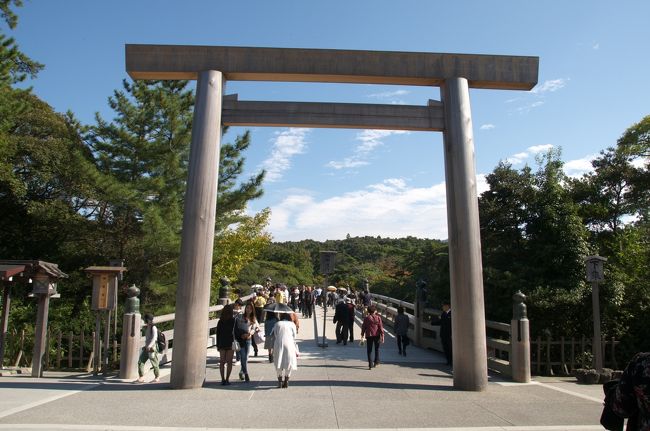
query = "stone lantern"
xmin=0 ymin=260 xmax=67 ymax=377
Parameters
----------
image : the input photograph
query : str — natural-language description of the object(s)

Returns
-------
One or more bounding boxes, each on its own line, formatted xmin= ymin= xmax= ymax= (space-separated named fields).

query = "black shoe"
xmin=283 ymin=377 xmax=289 ymax=388
xmin=398 ymin=351 xmax=402 ymax=355
xmin=374 ymin=361 xmax=380 ymax=368
xmin=343 ymin=341 xmax=347 ymax=345
xmin=239 ymin=371 xmax=244 ymax=380
xmin=245 ymin=374 xmax=250 ymax=382
xmin=221 ymin=379 xmax=227 ymax=385
xmin=269 ymin=354 xmax=273 ymax=363
xmin=277 ymin=377 xmax=283 ymax=388
xmin=254 ymin=351 xmax=258 ymax=357
xmin=369 ymin=363 xmax=373 ymax=370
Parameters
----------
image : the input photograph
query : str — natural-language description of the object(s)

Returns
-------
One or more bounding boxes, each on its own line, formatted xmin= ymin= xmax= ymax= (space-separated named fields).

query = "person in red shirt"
xmin=361 ymin=305 xmax=384 ymax=370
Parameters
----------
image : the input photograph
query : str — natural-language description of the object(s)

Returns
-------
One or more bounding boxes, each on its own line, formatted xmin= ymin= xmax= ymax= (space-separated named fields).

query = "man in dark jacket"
xmin=333 ymin=299 xmax=349 ymax=345
xmin=431 ymin=300 xmax=452 ymax=366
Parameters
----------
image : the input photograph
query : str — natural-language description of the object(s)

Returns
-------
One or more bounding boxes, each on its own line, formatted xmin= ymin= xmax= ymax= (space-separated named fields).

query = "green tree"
xmin=88 ymin=79 xmax=266 ymax=310
xmin=211 ymin=209 xmax=272 ymax=302
xmin=479 ymin=162 xmax=535 ymax=321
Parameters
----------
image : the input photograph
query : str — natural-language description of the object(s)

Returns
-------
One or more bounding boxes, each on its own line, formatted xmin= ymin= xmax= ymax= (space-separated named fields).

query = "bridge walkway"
xmin=0 ymin=304 xmax=605 ymax=430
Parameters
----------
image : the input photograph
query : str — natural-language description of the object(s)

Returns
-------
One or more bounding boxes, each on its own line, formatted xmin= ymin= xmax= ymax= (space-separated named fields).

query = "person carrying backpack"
xmin=137 ymin=313 xmax=160 ymax=383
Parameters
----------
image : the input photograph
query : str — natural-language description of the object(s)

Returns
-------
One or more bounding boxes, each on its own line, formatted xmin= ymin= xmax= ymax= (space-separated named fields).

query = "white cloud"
xmin=532 ymin=79 xmax=567 ymax=94
xmin=260 ymin=128 xmax=310 ymax=182
xmin=528 ymin=144 xmax=554 ymax=154
xmin=268 ymin=175 xmax=488 ymax=241
xmin=564 ymin=154 xmax=597 ymax=178
xmin=507 ymin=152 xmax=530 ymax=165
xmin=367 ymin=89 xmax=410 ymax=99
xmin=480 ymin=124 xmax=495 ymax=131
xmin=506 ymin=144 xmax=554 ymax=165
xmin=515 ymin=100 xmax=545 ymax=113
xmin=326 ymin=129 xmax=408 ymax=170
xmin=592 ymin=42 xmax=600 ymax=50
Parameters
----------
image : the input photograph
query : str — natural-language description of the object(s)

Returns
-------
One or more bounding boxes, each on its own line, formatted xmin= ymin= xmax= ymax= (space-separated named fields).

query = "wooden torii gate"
xmin=126 ymin=44 xmax=538 ymax=391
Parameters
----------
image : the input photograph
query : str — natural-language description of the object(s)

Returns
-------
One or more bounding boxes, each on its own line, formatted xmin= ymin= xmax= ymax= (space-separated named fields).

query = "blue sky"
xmin=8 ymin=1 xmax=650 ymax=241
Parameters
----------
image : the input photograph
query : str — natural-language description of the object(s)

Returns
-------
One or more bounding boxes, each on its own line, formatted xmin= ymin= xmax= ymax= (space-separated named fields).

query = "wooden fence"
xmin=531 ymin=335 xmax=619 ymax=375
xmin=1 ymin=327 xmax=101 ymax=372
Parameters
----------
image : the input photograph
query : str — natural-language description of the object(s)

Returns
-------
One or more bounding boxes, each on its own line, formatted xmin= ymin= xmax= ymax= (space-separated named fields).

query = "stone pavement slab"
xmin=0 ymin=305 xmax=606 ymax=430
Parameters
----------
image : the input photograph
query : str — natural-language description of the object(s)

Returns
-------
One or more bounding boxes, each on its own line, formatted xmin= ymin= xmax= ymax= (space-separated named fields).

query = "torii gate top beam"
xmin=126 ymin=44 xmax=538 ymax=90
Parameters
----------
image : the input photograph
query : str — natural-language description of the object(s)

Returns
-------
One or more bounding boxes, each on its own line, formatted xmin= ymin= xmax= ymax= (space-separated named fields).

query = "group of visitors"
xmin=214 ymin=293 xmax=299 ymax=388
xmin=135 ymin=283 xmax=457 ymax=388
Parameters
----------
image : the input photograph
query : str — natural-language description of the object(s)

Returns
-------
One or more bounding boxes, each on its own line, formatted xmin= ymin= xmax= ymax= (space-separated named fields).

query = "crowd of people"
xmin=135 ymin=281 xmax=384 ymax=386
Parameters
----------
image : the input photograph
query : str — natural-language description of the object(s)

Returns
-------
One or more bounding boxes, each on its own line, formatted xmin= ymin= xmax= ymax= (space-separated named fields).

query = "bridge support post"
xmin=171 ymin=70 xmax=224 ymax=389
xmin=441 ymin=77 xmax=488 ymax=391
xmin=119 ymin=284 xmax=141 ymax=380
xmin=511 ymin=291 xmax=531 ymax=382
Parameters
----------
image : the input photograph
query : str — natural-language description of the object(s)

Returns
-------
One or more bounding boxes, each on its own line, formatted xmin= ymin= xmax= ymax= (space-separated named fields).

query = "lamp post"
xmin=585 ymin=255 xmax=606 ymax=371
xmin=319 ymin=251 xmax=337 ymax=348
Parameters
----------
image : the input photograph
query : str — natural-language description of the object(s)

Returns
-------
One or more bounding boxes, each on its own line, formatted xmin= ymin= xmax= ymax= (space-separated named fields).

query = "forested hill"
xmin=237 ymin=235 xmax=450 ymax=305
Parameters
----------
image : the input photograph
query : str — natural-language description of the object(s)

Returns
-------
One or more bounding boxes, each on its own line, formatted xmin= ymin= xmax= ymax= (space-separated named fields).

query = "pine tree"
xmin=88 ymin=80 xmax=266 ymax=307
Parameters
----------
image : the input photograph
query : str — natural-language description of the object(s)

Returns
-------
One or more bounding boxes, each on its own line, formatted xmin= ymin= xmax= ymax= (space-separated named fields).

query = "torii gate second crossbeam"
xmin=125 ymin=44 xmax=539 ymax=392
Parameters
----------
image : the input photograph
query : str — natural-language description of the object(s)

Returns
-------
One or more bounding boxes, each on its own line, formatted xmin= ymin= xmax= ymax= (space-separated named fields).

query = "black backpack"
xmin=156 ymin=326 xmax=166 ymax=352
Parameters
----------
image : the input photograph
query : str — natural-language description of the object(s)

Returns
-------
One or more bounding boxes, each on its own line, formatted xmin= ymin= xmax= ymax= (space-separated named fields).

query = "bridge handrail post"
xmin=414 ymin=280 xmax=426 ymax=346
xmin=119 ymin=284 xmax=141 ymax=380
xmin=510 ymin=290 xmax=531 ymax=383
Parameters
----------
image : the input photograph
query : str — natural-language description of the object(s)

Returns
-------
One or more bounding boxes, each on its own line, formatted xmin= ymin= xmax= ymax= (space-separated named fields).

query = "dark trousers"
xmin=335 ymin=322 xmax=349 ymax=344
xmin=255 ymin=307 xmax=264 ymax=323
xmin=366 ymin=335 xmax=380 ymax=365
xmin=441 ymin=336 xmax=452 ymax=365
xmin=396 ymin=334 xmax=408 ymax=353
xmin=347 ymin=319 xmax=355 ymax=341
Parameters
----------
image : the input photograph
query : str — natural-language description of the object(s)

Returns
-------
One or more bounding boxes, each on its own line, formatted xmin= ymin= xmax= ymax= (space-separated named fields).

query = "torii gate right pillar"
xmin=441 ymin=77 xmax=488 ymax=391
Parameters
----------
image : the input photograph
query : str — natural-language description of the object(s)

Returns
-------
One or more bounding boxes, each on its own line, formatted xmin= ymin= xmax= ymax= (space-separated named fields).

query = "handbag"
xmin=253 ymin=330 xmax=265 ymax=345
xmin=231 ymin=320 xmax=241 ymax=352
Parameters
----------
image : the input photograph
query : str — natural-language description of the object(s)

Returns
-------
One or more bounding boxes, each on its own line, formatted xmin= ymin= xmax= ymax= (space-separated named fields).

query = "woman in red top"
xmin=361 ymin=305 xmax=384 ymax=370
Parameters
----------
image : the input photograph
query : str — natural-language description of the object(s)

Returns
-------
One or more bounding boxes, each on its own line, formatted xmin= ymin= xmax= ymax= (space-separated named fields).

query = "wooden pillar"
xmin=0 ymin=284 xmax=11 ymax=369
xmin=170 ymin=70 xmax=224 ymax=389
xmin=441 ymin=77 xmax=488 ymax=391
xmin=119 ymin=312 xmax=141 ymax=380
xmin=31 ymin=294 xmax=50 ymax=377
xmin=102 ymin=310 xmax=111 ymax=373
xmin=93 ymin=315 xmax=101 ymax=375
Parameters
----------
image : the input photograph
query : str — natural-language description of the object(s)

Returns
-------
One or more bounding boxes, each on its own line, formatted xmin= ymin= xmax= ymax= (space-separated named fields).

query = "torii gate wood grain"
xmin=126 ymin=44 xmax=538 ymax=391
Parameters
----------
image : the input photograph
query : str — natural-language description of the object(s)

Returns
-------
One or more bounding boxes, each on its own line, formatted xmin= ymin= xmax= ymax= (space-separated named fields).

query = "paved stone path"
xmin=0 ymin=305 xmax=606 ymax=430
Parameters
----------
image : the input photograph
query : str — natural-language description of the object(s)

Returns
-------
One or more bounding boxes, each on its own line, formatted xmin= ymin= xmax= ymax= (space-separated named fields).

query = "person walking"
xmin=394 ymin=306 xmax=410 ymax=356
xmin=431 ymin=300 xmax=452 ymax=366
xmin=302 ymin=286 xmax=313 ymax=318
xmin=333 ymin=298 xmax=349 ymax=345
xmin=271 ymin=312 xmax=298 ymax=388
xmin=233 ymin=298 xmax=244 ymax=364
xmin=254 ymin=292 xmax=267 ymax=323
xmin=346 ymin=297 xmax=356 ymax=343
xmin=234 ymin=303 xmax=259 ymax=382
xmin=361 ymin=305 xmax=384 ymax=370
xmin=215 ymin=304 xmax=236 ymax=385
xmin=611 ymin=351 xmax=650 ymax=430
xmin=136 ymin=313 xmax=160 ymax=383
xmin=264 ymin=311 xmax=279 ymax=363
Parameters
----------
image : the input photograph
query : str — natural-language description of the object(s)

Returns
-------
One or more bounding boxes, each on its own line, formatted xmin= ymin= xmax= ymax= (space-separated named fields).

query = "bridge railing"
xmin=150 ymin=293 xmax=255 ymax=365
xmin=367 ymin=292 xmax=530 ymax=382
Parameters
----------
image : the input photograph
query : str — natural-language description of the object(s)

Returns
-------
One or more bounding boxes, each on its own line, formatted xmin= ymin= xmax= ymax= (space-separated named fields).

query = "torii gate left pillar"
xmin=170 ymin=70 xmax=224 ymax=389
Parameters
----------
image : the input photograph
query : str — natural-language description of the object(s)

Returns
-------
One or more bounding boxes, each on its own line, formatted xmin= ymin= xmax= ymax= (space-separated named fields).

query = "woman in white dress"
xmin=271 ymin=312 xmax=298 ymax=388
